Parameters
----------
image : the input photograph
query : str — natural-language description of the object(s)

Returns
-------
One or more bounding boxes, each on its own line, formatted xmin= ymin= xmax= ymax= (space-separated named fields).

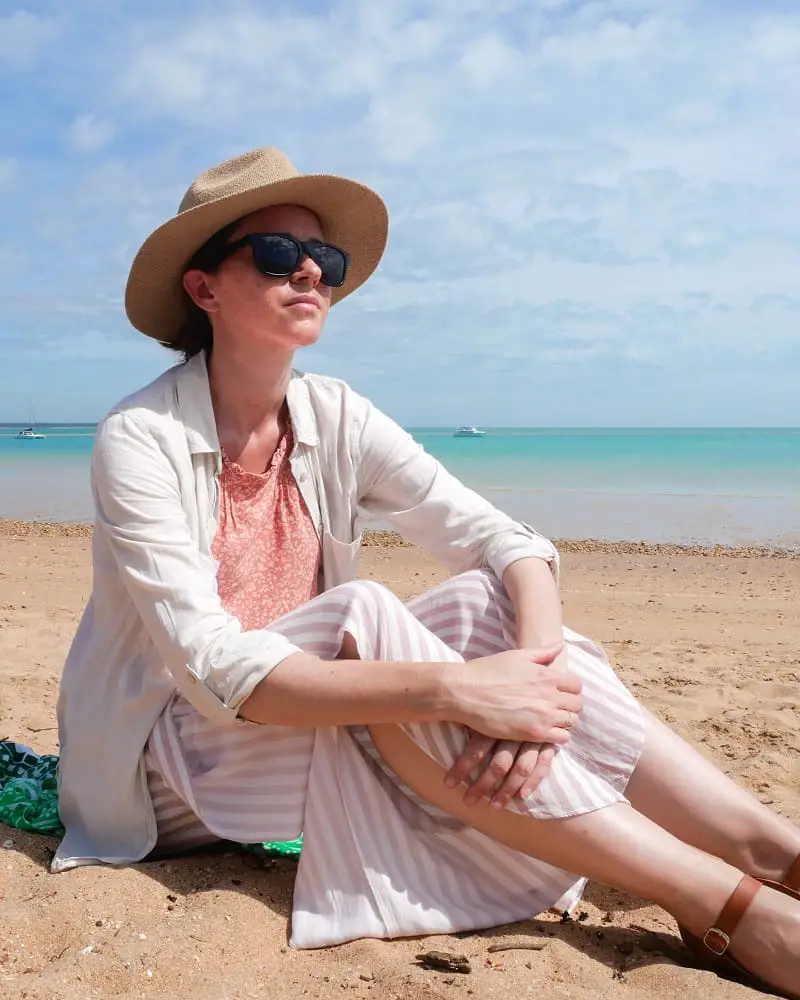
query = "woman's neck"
xmin=207 ymin=345 xmax=294 ymax=471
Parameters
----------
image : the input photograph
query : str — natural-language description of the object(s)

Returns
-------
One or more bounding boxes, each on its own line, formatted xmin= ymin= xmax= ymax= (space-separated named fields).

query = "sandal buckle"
xmin=703 ymin=927 xmax=731 ymax=956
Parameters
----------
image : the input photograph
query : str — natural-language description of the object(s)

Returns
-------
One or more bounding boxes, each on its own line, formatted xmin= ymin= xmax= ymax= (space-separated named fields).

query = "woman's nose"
xmin=293 ymin=253 xmax=322 ymax=286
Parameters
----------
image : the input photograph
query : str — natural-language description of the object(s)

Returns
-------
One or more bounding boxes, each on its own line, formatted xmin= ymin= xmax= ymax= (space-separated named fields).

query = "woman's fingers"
xmin=525 ymin=643 xmax=564 ymax=665
xmin=544 ymin=725 xmax=572 ymax=745
xmin=450 ymin=738 xmax=561 ymax=811
xmin=517 ymin=744 xmax=557 ymax=801
xmin=556 ymin=673 xmax=583 ymax=694
xmin=463 ymin=740 xmax=558 ymax=809
xmin=489 ymin=743 xmax=544 ymax=810
xmin=463 ymin=740 xmax=517 ymax=806
xmin=444 ymin=732 xmax=495 ymax=789
xmin=553 ymin=707 xmax=580 ymax=732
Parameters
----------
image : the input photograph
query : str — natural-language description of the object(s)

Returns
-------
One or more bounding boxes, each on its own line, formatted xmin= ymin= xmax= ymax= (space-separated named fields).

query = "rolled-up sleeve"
xmin=354 ymin=397 xmax=559 ymax=580
xmin=91 ymin=413 xmax=302 ymax=723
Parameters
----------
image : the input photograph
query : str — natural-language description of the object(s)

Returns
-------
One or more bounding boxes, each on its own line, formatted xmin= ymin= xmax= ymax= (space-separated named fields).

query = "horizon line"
xmin=0 ymin=422 xmax=798 ymax=432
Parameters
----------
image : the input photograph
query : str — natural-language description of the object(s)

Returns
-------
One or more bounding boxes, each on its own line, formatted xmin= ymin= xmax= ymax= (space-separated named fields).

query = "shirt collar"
xmin=175 ymin=352 xmax=319 ymax=455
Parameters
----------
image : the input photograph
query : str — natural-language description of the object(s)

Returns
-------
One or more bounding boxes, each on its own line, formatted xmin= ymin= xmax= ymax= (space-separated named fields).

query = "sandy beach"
xmin=1 ymin=521 xmax=798 ymax=1000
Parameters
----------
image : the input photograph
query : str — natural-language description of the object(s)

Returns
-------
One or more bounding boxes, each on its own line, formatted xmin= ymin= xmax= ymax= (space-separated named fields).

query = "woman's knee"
xmin=328 ymin=578 xmax=405 ymax=616
xmin=331 ymin=580 xmax=415 ymax=657
xmin=448 ymin=568 xmax=513 ymax=616
xmin=457 ymin=568 xmax=505 ymax=597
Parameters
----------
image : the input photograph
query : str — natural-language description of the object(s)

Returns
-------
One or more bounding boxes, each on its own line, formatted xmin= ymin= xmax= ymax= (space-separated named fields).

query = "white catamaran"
xmin=15 ymin=403 xmax=46 ymax=440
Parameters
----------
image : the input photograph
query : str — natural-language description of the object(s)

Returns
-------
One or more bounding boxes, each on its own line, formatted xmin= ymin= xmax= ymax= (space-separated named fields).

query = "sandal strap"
xmin=702 ymin=875 xmax=761 ymax=957
xmin=784 ymin=854 xmax=800 ymax=892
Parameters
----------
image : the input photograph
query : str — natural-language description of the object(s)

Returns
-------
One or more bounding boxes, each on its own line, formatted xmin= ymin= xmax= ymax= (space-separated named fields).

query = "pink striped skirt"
xmin=145 ymin=570 xmax=645 ymax=948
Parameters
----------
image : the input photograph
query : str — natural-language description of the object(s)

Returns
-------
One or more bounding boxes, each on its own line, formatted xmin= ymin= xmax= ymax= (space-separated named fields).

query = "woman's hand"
xmin=442 ymin=645 xmax=582 ymax=744
xmin=444 ymin=736 xmax=558 ymax=809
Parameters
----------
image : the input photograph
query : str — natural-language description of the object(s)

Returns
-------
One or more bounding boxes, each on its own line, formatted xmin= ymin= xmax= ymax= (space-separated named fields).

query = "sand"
xmin=1 ymin=521 xmax=798 ymax=1000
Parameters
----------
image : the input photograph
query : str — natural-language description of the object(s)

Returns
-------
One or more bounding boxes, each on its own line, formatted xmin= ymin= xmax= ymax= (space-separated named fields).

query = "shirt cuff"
xmin=170 ymin=634 xmax=304 ymax=724
xmin=484 ymin=522 xmax=560 ymax=583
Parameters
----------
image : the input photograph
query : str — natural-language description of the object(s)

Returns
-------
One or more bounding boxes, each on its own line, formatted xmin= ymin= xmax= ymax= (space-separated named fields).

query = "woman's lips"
xmin=286 ymin=295 xmax=321 ymax=309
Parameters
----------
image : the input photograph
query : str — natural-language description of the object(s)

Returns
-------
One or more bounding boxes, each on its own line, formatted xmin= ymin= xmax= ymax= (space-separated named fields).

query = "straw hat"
xmin=125 ymin=147 xmax=389 ymax=343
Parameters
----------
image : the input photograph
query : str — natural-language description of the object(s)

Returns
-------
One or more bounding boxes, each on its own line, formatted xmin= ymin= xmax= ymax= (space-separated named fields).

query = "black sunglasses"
xmin=206 ymin=232 xmax=349 ymax=288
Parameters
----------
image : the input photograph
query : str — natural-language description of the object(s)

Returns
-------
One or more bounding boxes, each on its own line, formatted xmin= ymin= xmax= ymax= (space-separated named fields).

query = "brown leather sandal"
xmin=679 ymin=874 xmax=800 ymax=999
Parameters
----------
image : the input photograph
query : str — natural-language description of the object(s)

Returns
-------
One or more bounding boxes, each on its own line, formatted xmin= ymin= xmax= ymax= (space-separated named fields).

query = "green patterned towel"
xmin=0 ymin=740 xmax=303 ymax=858
xmin=0 ymin=741 xmax=62 ymax=834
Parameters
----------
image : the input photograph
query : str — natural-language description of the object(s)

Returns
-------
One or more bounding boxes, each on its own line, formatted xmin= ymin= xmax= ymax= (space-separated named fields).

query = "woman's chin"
xmin=219 ymin=317 xmax=325 ymax=354
xmin=285 ymin=321 xmax=324 ymax=349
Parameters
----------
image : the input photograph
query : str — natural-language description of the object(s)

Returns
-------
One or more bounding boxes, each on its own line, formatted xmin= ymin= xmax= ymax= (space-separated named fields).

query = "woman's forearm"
xmin=238 ymin=651 xmax=451 ymax=727
xmin=502 ymin=556 xmax=564 ymax=649
xmin=240 ymin=556 xmax=565 ymax=728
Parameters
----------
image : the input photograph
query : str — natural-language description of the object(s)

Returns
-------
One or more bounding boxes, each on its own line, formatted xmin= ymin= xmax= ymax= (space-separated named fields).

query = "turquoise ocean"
xmin=1 ymin=425 xmax=798 ymax=548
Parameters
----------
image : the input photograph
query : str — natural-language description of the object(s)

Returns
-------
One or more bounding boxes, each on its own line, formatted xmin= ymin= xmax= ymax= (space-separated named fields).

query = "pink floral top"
xmin=211 ymin=428 xmax=321 ymax=631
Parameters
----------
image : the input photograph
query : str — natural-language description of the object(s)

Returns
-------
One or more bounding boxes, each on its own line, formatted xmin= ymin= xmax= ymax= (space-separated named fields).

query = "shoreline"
xmin=1 ymin=517 xmax=797 ymax=558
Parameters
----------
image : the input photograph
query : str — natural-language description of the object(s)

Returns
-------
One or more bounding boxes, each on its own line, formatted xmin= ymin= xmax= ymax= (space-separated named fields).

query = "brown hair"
xmin=164 ymin=220 xmax=241 ymax=360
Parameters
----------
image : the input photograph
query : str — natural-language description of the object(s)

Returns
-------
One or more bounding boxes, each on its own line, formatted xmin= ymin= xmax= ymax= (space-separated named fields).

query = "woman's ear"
xmin=182 ymin=269 xmax=217 ymax=316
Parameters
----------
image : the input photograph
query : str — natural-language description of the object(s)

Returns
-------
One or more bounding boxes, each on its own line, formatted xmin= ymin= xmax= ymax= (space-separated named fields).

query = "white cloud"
xmin=65 ymin=114 xmax=116 ymax=153
xmin=0 ymin=10 xmax=58 ymax=69
xmin=751 ymin=19 xmax=800 ymax=62
xmin=537 ymin=16 xmax=664 ymax=72
xmin=459 ymin=33 xmax=523 ymax=89
xmin=367 ymin=95 xmax=437 ymax=163
xmin=667 ymin=99 xmax=718 ymax=128
xmin=121 ymin=11 xmax=335 ymax=119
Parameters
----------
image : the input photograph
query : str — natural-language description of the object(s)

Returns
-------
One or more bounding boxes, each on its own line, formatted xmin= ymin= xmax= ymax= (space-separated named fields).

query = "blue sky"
xmin=1 ymin=0 xmax=799 ymax=426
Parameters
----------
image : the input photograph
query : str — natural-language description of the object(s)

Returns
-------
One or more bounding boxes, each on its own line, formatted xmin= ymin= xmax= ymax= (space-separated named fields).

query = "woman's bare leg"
xmin=368 ymin=722 xmax=800 ymax=994
xmin=406 ymin=570 xmax=800 ymax=885
xmin=625 ymin=709 xmax=800 ymax=882
xmin=332 ymin=581 xmax=800 ymax=989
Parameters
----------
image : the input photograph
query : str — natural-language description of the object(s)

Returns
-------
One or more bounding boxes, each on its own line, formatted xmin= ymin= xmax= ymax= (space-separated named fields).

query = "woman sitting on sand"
xmin=55 ymin=148 xmax=800 ymax=997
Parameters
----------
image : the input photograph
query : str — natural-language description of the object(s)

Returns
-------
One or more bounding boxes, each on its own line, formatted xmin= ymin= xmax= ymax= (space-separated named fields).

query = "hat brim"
xmin=125 ymin=173 xmax=388 ymax=343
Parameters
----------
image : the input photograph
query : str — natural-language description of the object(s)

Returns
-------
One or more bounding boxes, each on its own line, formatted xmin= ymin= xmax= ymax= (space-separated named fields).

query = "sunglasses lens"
xmin=247 ymin=235 xmax=348 ymax=287
xmin=309 ymin=244 xmax=348 ymax=287
xmin=251 ymin=235 xmax=301 ymax=276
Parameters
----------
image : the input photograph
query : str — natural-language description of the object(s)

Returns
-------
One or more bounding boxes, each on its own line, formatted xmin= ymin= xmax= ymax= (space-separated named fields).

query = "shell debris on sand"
xmin=2 ymin=518 xmax=796 ymax=558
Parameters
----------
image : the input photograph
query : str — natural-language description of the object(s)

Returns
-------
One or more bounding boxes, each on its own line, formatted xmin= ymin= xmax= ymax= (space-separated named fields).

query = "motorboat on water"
xmin=453 ymin=426 xmax=486 ymax=438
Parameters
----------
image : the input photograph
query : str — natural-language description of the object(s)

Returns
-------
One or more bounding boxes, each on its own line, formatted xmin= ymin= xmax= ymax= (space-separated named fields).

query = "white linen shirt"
xmin=53 ymin=352 xmax=559 ymax=872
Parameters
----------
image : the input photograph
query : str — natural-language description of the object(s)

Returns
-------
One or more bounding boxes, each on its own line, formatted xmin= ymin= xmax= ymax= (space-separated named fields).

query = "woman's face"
xmin=184 ymin=204 xmax=332 ymax=355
